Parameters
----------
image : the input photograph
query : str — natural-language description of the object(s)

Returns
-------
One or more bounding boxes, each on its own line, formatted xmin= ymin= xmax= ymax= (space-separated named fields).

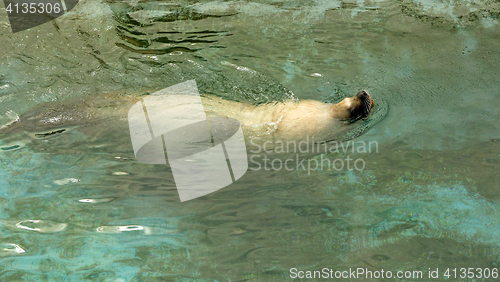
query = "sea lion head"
xmin=332 ymin=91 xmax=375 ymax=120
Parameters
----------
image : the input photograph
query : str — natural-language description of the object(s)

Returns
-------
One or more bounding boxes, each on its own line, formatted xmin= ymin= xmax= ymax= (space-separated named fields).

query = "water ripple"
xmin=78 ymin=197 xmax=116 ymax=204
xmin=96 ymin=225 xmax=152 ymax=235
xmin=0 ymin=243 xmax=26 ymax=256
xmin=14 ymin=219 xmax=67 ymax=233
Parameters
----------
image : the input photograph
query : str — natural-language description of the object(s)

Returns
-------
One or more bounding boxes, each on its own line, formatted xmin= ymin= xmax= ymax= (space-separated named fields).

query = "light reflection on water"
xmin=0 ymin=0 xmax=500 ymax=280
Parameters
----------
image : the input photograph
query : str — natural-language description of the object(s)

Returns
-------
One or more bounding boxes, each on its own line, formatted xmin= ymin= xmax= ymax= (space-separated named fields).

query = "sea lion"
xmin=0 ymin=90 xmax=374 ymax=143
xmin=202 ymin=90 xmax=374 ymax=141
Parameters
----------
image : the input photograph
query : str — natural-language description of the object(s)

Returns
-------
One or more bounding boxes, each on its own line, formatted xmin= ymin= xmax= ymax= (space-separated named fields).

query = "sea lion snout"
xmin=353 ymin=91 xmax=375 ymax=117
xmin=328 ymin=91 xmax=375 ymax=120
xmin=356 ymin=91 xmax=374 ymax=106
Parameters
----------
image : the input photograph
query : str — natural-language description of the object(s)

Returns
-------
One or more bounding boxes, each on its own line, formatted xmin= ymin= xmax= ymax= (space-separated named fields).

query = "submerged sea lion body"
xmin=202 ymin=91 xmax=374 ymax=141
xmin=0 ymin=90 xmax=374 ymax=143
xmin=0 ymin=93 xmax=139 ymax=136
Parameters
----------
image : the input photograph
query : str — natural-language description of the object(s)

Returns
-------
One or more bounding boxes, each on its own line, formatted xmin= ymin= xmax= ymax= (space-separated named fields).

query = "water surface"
xmin=0 ymin=0 xmax=500 ymax=280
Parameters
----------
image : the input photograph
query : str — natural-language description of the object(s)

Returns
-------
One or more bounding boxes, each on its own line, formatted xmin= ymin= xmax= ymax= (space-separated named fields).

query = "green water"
xmin=0 ymin=0 xmax=500 ymax=281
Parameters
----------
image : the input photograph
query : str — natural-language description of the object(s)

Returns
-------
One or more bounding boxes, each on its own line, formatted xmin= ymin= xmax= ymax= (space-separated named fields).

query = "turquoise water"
xmin=1 ymin=0 xmax=500 ymax=281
